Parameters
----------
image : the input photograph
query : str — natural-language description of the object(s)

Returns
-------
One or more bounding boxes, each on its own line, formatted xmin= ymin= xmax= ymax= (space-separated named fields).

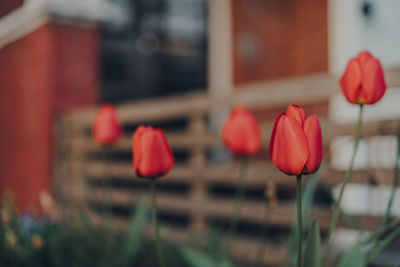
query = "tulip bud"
xmin=340 ymin=50 xmax=386 ymax=105
xmin=269 ymin=105 xmax=322 ymax=176
xmin=93 ymin=104 xmax=122 ymax=145
xmin=222 ymin=105 xmax=262 ymax=156
xmin=132 ymin=126 xmax=174 ymax=179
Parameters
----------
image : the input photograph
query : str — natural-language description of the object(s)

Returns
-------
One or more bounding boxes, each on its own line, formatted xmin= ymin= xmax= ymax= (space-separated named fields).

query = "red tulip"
xmin=340 ymin=50 xmax=386 ymax=105
xmin=132 ymin=126 xmax=174 ymax=179
xmin=93 ymin=104 xmax=122 ymax=145
xmin=222 ymin=105 xmax=262 ymax=156
xmin=269 ymin=105 xmax=322 ymax=176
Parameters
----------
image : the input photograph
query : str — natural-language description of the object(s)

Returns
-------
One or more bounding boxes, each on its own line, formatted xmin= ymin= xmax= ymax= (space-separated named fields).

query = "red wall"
xmin=0 ymin=22 xmax=99 ymax=211
xmin=232 ymin=0 xmax=328 ymax=85
xmin=52 ymin=23 xmax=99 ymax=112
xmin=0 ymin=25 xmax=53 ymax=211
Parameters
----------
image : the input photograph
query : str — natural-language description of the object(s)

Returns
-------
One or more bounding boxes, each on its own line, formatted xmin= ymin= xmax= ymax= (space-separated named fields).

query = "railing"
xmin=55 ymin=71 xmax=400 ymax=266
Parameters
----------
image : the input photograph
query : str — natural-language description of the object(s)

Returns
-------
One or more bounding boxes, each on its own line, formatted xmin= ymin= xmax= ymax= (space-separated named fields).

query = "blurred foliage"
xmin=337 ymin=242 xmax=365 ymax=267
xmin=2 ymin=173 xmax=399 ymax=267
xmin=288 ymin=167 xmax=322 ymax=267
xmin=303 ymin=219 xmax=321 ymax=267
xmin=1 ymin=121 xmax=400 ymax=267
xmin=0 ymin=197 xmax=231 ymax=267
xmin=286 ymin=151 xmax=400 ymax=267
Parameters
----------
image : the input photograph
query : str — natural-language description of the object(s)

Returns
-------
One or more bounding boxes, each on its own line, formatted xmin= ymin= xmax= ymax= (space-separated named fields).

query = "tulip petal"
xmin=269 ymin=113 xmax=285 ymax=158
xmin=304 ymin=115 xmax=323 ymax=174
xmin=155 ymin=129 xmax=174 ymax=174
xmin=222 ymin=106 xmax=261 ymax=155
xmin=357 ymin=50 xmax=374 ymax=66
xmin=93 ymin=104 xmax=122 ymax=145
xmin=137 ymin=130 xmax=158 ymax=177
xmin=271 ymin=115 xmax=309 ymax=175
xmin=132 ymin=126 xmax=174 ymax=178
xmin=286 ymin=105 xmax=306 ymax=126
xmin=360 ymin=57 xmax=386 ymax=104
xmin=132 ymin=126 xmax=147 ymax=174
xmin=340 ymin=59 xmax=362 ymax=104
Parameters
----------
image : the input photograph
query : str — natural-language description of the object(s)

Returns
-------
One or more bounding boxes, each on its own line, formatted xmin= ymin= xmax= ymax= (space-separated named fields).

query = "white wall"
xmin=329 ymin=0 xmax=400 ymax=75
xmin=329 ymin=87 xmax=400 ymax=124
xmin=328 ymin=88 xmax=400 ymax=217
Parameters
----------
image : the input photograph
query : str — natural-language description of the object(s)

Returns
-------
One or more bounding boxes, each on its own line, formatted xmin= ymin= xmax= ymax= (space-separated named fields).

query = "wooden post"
xmin=188 ymin=113 xmax=207 ymax=231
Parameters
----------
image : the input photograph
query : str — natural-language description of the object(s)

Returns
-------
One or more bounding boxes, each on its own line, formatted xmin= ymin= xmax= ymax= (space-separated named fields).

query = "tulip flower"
xmin=132 ymin=126 xmax=174 ymax=179
xmin=340 ymin=50 xmax=386 ymax=105
xmin=269 ymin=105 xmax=322 ymax=176
xmin=221 ymin=105 xmax=261 ymax=257
xmin=269 ymin=105 xmax=322 ymax=267
xmin=322 ymin=51 xmax=387 ymax=263
xmin=222 ymin=105 xmax=261 ymax=156
xmin=93 ymin=104 xmax=122 ymax=145
xmin=93 ymin=104 xmax=122 ymax=218
xmin=132 ymin=125 xmax=174 ymax=267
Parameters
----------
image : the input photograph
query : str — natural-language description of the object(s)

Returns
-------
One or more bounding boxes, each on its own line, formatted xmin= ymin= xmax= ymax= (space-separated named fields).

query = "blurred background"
xmin=0 ymin=0 xmax=400 ymax=266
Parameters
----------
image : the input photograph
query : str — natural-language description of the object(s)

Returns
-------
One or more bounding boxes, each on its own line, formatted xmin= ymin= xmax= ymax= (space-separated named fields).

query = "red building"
xmin=0 ymin=0 xmax=100 ymax=210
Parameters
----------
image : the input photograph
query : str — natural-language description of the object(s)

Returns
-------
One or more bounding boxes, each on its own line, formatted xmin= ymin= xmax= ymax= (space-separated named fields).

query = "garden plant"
xmin=0 ymin=50 xmax=399 ymax=267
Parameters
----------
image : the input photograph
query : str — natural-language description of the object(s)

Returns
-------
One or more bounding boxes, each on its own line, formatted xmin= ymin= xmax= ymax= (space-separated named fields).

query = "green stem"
xmin=102 ymin=147 xmax=116 ymax=243
xmin=151 ymin=180 xmax=166 ymax=267
xmin=253 ymin=201 xmax=272 ymax=266
xmin=366 ymin=224 xmax=400 ymax=263
xmin=382 ymin=120 xmax=400 ymax=226
xmin=321 ymin=104 xmax=364 ymax=262
xmin=103 ymin=147 xmax=112 ymax=217
xmin=364 ymin=219 xmax=400 ymax=245
xmin=366 ymin=123 xmax=400 ymax=259
xmin=296 ymin=175 xmax=302 ymax=267
xmin=226 ymin=157 xmax=248 ymax=257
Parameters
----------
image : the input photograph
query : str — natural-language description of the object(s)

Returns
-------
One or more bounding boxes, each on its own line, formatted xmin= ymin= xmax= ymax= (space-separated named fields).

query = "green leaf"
xmin=288 ymin=164 xmax=324 ymax=266
xmin=122 ymin=196 xmax=147 ymax=266
xmin=181 ymin=247 xmax=232 ymax=267
xmin=303 ymin=219 xmax=321 ymax=267
xmin=341 ymin=209 xmax=361 ymax=230
xmin=382 ymin=121 xmax=400 ymax=224
xmin=301 ymin=171 xmax=321 ymax=224
xmin=338 ymin=242 xmax=365 ymax=267
xmin=77 ymin=206 xmax=97 ymax=238
xmin=205 ymin=227 xmax=223 ymax=259
xmin=366 ymin=224 xmax=400 ymax=263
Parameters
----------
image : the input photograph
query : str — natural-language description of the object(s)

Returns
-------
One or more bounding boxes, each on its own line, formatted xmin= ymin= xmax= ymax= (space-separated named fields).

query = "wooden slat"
xmin=67 ymin=119 xmax=399 ymax=157
xmin=63 ymin=93 xmax=212 ymax=127
xmin=201 ymin=162 xmax=396 ymax=188
xmin=56 ymin=69 xmax=400 ymax=266
xmin=87 ymin=210 xmax=288 ymax=266
xmin=232 ymin=73 xmax=337 ymax=109
xmin=85 ymin=187 xmax=381 ymax=231
xmin=324 ymin=119 xmax=400 ymax=137
xmin=385 ymin=68 xmax=400 ymax=87
xmin=231 ymin=68 xmax=400 ymax=110
xmin=71 ymin=131 xmax=220 ymax=153
xmin=84 ymin=160 xmax=396 ymax=188
xmin=85 ymin=160 xmax=193 ymax=181
xmin=264 ymin=119 xmax=398 ymax=142
xmin=61 ymin=68 xmax=400 ymax=128
xmin=187 ymin=113 xmax=208 ymax=230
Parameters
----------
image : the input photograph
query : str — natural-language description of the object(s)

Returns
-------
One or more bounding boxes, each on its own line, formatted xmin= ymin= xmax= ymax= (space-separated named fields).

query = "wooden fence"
xmin=55 ymin=71 xmax=400 ymax=266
